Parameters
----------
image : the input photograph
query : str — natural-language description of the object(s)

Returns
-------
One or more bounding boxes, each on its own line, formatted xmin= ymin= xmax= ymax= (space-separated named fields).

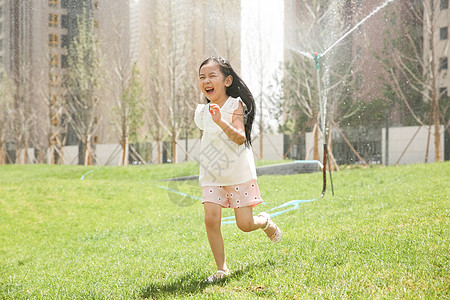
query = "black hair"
xmin=199 ymin=57 xmax=256 ymax=148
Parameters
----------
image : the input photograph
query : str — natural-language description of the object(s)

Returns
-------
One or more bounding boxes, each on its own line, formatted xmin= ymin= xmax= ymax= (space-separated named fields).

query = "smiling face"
xmin=199 ymin=62 xmax=232 ymax=104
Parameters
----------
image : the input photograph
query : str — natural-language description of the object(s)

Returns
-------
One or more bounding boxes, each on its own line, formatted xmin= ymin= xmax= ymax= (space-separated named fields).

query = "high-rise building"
xmin=283 ymin=0 xmax=449 ymax=163
xmin=0 ymin=1 xmax=8 ymax=70
xmin=284 ymin=0 xmax=449 ymax=116
xmin=1 ymin=0 xmax=241 ymax=164
xmin=426 ymin=0 xmax=449 ymax=103
xmin=0 ymin=0 xmax=130 ymax=162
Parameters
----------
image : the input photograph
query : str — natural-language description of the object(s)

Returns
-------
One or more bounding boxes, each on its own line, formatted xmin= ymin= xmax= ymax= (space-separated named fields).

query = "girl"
xmin=194 ymin=57 xmax=281 ymax=282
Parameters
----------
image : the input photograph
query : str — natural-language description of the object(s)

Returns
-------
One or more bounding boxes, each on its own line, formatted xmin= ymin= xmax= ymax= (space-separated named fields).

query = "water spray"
xmin=291 ymin=0 xmax=396 ymax=196
xmin=313 ymin=53 xmax=334 ymax=197
xmin=321 ymin=0 xmax=395 ymax=57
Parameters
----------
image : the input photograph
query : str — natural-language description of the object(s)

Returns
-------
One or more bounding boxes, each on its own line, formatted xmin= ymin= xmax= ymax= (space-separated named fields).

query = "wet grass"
xmin=0 ymin=162 xmax=448 ymax=299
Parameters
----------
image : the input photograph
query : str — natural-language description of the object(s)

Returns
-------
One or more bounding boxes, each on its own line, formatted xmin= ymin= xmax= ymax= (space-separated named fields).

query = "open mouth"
xmin=205 ymin=87 xmax=214 ymax=94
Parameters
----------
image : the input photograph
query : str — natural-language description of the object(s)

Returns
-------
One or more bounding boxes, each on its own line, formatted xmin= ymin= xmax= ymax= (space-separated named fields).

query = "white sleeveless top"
xmin=194 ymin=96 xmax=257 ymax=187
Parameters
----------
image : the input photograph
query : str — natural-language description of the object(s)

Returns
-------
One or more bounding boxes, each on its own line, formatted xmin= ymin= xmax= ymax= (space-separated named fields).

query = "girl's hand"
xmin=209 ymin=103 xmax=222 ymax=123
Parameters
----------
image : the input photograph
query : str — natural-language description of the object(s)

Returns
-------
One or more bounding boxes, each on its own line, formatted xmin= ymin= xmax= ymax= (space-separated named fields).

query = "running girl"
xmin=194 ymin=57 xmax=281 ymax=282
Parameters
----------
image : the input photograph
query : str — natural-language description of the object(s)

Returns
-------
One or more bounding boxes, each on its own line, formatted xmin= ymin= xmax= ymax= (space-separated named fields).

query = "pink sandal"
xmin=258 ymin=212 xmax=282 ymax=243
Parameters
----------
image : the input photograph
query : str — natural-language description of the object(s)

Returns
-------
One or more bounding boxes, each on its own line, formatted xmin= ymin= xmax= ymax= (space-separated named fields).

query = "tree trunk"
xmin=313 ymin=123 xmax=319 ymax=161
xmin=84 ymin=139 xmax=89 ymax=166
xmin=172 ymin=131 xmax=177 ymax=163
xmin=157 ymin=139 xmax=161 ymax=164
xmin=425 ymin=114 xmax=432 ymax=163
xmin=22 ymin=133 xmax=29 ymax=164
xmin=428 ymin=3 xmax=440 ymax=162
xmin=37 ymin=145 xmax=44 ymax=163
xmin=121 ymin=135 xmax=129 ymax=166
xmin=50 ymin=144 xmax=56 ymax=165
xmin=83 ymin=135 xmax=93 ymax=166
xmin=87 ymin=136 xmax=93 ymax=166
xmin=0 ymin=144 xmax=5 ymax=164
xmin=23 ymin=146 xmax=28 ymax=164
xmin=327 ymin=122 xmax=334 ymax=171
xmin=259 ymin=90 xmax=264 ymax=160
xmin=433 ymin=95 xmax=441 ymax=162
xmin=259 ymin=120 xmax=264 ymax=160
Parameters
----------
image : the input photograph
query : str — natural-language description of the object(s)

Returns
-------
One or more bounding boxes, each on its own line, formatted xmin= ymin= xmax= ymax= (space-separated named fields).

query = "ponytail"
xmin=199 ymin=57 xmax=256 ymax=148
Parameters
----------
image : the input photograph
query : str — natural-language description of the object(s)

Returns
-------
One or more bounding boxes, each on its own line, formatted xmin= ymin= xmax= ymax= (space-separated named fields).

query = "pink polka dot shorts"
xmin=202 ymin=179 xmax=263 ymax=208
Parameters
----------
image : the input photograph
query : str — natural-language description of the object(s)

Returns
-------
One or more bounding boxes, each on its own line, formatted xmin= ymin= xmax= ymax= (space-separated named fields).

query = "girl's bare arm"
xmin=209 ymin=102 xmax=246 ymax=145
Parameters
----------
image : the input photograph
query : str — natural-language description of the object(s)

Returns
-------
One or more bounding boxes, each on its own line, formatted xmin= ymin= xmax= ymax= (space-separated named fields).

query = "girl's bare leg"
xmin=234 ymin=206 xmax=276 ymax=236
xmin=204 ymin=202 xmax=228 ymax=272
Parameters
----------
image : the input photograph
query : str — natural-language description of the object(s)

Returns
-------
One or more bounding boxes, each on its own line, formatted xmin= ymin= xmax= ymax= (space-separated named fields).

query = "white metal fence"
xmin=14 ymin=126 xmax=446 ymax=165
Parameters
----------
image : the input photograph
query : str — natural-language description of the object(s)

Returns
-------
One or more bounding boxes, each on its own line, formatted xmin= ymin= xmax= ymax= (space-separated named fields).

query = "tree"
xmin=45 ymin=53 xmax=69 ymax=165
xmin=281 ymin=57 xmax=320 ymax=159
xmin=0 ymin=69 xmax=15 ymax=164
xmin=64 ymin=9 xmax=103 ymax=165
xmin=111 ymin=63 xmax=144 ymax=166
xmin=106 ymin=14 xmax=145 ymax=166
xmin=283 ymin=0 xmax=357 ymax=162
xmin=11 ymin=61 xmax=40 ymax=164
xmin=144 ymin=1 xmax=195 ymax=164
xmin=141 ymin=28 xmax=165 ymax=164
xmin=378 ymin=0 xmax=447 ymax=162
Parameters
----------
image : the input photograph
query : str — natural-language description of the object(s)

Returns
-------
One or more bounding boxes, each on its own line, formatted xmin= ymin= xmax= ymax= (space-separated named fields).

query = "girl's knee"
xmin=236 ymin=219 xmax=254 ymax=232
xmin=204 ymin=213 xmax=220 ymax=229
xmin=204 ymin=203 xmax=222 ymax=229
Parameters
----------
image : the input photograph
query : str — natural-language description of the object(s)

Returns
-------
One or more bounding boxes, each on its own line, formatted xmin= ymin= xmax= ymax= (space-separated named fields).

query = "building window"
xmin=390 ymin=11 xmax=396 ymax=25
xmin=50 ymin=73 xmax=60 ymax=87
xmin=50 ymin=94 xmax=57 ymax=105
xmin=61 ymin=55 xmax=68 ymax=68
xmin=50 ymin=54 xmax=59 ymax=67
xmin=440 ymin=27 xmax=448 ymax=40
xmin=440 ymin=57 xmax=448 ymax=71
xmin=356 ymin=46 xmax=362 ymax=60
xmin=49 ymin=34 xmax=59 ymax=47
xmin=441 ymin=0 xmax=449 ymax=10
xmin=49 ymin=0 xmax=59 ymax=7
xmin=61 ymin=35 xmax=70 ymax=48
xmin=49 ymin=14 xmax=59 ymax=28
xmin=51 ymin=113 xmax=59 ymax=126
xmin=356 ymin=73 xmax=363 ymax=87
xmin=61 ymin=15 xmax=69 ymax=29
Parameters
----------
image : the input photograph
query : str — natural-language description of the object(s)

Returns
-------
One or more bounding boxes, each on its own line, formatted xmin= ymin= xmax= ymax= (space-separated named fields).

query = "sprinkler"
xmin=290 ymin=0 xmax=396 ymax=197
xmin=314 ymin=52 xmax=321 ymax=70
xmin=313 ymin=52 xmax=334 ymax=197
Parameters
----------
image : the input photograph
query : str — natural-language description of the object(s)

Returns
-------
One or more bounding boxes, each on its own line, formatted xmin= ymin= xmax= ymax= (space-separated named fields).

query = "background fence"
xmin=13 ymin=126 xmax=448 ymax=166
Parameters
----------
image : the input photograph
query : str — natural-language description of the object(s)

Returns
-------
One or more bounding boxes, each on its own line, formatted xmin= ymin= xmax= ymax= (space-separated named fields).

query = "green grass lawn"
xmin=0 ymin=162 xmax=448 ymax=299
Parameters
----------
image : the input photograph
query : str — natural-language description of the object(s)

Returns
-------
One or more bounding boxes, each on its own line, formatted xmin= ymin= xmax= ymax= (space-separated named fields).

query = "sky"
xmin=241 ymin=0 xmax=284 ymax=98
